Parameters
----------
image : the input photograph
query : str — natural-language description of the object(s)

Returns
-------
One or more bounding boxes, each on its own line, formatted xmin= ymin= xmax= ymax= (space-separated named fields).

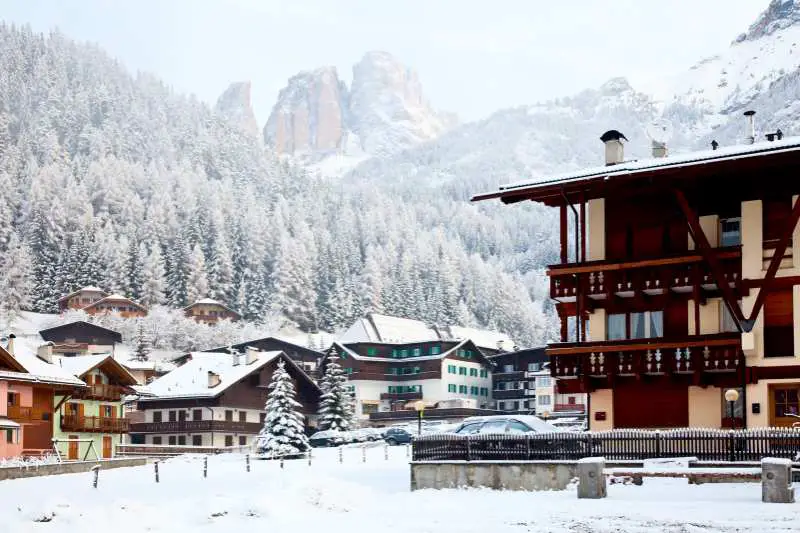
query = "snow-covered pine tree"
xmin=0 ymin=232 xmax=34 ymax=317
xmin=257 ymin=358 xmax=310 ymax=458
xmin=133 ymin=322 xmax=151 ymax=361
xmin=318 ymin=350 xmax=354 ymax=431
xmin=185 ymin=243 xmax=209 ymax=304
xmin=140 ymin=245 xmax=166 ymax=307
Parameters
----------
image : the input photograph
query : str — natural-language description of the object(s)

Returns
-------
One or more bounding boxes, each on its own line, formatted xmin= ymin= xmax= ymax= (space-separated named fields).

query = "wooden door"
xmin=68 ymin=435 xmax=78 ymax=460
xmin=613 ymin=380 xmax=689 ymax=428
xmin=102 ymin=436 xmax=112 ymax=459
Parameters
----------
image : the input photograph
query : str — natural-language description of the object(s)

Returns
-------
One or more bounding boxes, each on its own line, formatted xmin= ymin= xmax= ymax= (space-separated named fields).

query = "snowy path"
xmin=1 ymin=445 xmax=799 ymax=532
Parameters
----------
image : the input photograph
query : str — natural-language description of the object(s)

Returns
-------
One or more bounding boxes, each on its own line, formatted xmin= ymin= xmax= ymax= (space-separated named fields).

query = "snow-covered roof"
xmin=139 ymin=350 xmax=282 ymax=400
xmin=57 ymin=286 xmax=108 ymax=302
xmin=2 ymin=336 xmax=86 ymax=387
xmin=183 ymin=298 xmax=240 ymax=315
xmin=83 ymin=294 xmax=147 ymax=311
xmin=56 ymin=354 xmax=110 ymax=377
xmin=334 ymin=339 xmax=482 ymax=364
xmin=479 ymin=136 xmax=800 ymax=199
xmin=111 ymin=345 xmax=179 ymax=373
xmin=438 ymin=325 xmax=514 ymax=351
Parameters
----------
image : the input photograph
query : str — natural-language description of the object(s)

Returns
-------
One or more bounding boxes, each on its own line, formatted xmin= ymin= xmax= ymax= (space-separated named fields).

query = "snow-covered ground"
xmin=2 ymin=445 xmax=799 ymax=532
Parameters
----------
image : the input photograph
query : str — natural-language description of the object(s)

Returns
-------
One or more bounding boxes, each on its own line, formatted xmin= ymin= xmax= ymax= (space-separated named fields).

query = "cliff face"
xmin=263 ymin=52 xmax=456 ymax=161
xmin=215 ymin=81 xmax=259 ymax=137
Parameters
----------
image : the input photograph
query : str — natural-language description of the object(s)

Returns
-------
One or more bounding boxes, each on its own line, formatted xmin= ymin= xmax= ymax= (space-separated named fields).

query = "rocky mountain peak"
xmin=215 ymin=81 xmax=259 ymax=137
xmin=736 ymin=0 xmax=800 ymax=43
xmin=264 ymin=51 xmax=456 ymax=165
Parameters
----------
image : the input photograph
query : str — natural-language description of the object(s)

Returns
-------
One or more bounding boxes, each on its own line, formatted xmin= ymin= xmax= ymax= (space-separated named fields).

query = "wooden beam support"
xmin=560 ymin=204 xmax=568 ymax=263
xmin=579 ymin=192 xmax=586 ymax=263
xmin=746 ymin=196 xmax=800 ymax=325
xmin=673 ymin=189 xmax=748 ymax=331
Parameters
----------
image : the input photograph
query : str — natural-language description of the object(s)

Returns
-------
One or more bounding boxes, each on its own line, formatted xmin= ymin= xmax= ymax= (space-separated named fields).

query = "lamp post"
xmin=413 ymin=400 xmax=425 ymax=436
xmin=725 ymin=389 xmax=740 ymax=429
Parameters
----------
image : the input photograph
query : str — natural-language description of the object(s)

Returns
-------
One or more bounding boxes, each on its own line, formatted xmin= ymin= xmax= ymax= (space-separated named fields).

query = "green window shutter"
xmin=391 ymin=349 xmax=397 ymax=358
xmin=413 ymin=348 xmax=421 ymax=356
xmin=367 ymin=347 xmax=376 ymax=356
xmin=413 ymin=367 xmax=420 ymax=374
xmin=430 ymin=346 xmax=440 ymax=355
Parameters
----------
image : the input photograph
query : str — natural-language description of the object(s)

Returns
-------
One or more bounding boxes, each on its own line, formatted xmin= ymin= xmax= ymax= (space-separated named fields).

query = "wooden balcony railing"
xmin=80 ymin=384 xmax=127 ymax=401
xmin=129 ymin=420 xmax=263 ymax=434
xmin=548 ymin=333 xmax=742 ymax=380
xmin=61 ymin=415 xmax=130 ymax=433
xmin=380 ymin=391 xmax=423 ymax=401
xmin=7 ymin=405 xmax=50 ymax=421
xmin=369 ymin=408 xmax=499 ymax=421
xmin=548 ymin=247 xmax=741 ymax=304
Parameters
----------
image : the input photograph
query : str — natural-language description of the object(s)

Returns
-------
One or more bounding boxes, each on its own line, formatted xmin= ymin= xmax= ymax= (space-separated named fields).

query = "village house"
xmin=130 ymin=349 xmax=320 ymax=447
xmin=473 ymin=120 xmax=800 ymax=429
xmin=183 ymin=298 xmax=242 ymax=324
xmin=44 ymin=350 xmax=138 ymax=460
xmin=0 ymin=335 xmax=86 ymax=458
xmin=38 ymin=321 xmax=122 ymax=358
xmin=489 ymin=347 xmax=587 ymax=419
xmin=57 ymin=286 xmax=108 ymax=312
xmin=187 ymin=336 xmax=323 ymax=376
xmin=326 ymin=339 xmax=496 ymax=425
xmin=57 ymin=287 xmax=147 ymax=318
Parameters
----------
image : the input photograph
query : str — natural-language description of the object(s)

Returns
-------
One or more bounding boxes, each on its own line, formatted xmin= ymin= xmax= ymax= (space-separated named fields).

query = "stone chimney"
xmin=7 ymin=333 xmax=15 ymax=355
xmin=231 ymin=350 xmax=240 ymax=366
xmin=37 ymin=341 xmax=54 ymax=363
xmin=600 ymin=130 xmax=628 ymax=166
xmin=245 ymin=347 xmax=259 ymax=365
xmin=207 ymin=371 xmax=221 ymax=388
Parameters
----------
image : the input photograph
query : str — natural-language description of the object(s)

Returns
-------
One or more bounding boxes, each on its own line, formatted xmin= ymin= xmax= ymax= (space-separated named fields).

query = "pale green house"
xmin=51 ymin=354 xmax=138 ymax=460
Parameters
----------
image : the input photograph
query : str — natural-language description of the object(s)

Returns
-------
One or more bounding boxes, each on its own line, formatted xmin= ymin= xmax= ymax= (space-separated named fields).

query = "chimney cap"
xmin=600 ymin=130 xmax=628 ymax=143
xmin=8 ymin=333 xmax=16 ymax=339
xmin=744 ymin=110 xmax=756 ymax=117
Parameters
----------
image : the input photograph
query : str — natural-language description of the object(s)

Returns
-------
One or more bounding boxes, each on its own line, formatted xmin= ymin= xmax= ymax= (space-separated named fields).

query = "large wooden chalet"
xmin=473 ymin=125 xmax=800 ymax=429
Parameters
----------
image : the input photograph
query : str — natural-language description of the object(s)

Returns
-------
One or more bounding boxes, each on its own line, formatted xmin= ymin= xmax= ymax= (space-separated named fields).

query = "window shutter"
xmin=766 ymin=289 xmax=793 ymax=327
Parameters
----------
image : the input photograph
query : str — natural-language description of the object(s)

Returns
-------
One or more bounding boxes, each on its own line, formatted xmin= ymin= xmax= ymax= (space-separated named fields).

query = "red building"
xmin=474 ymin=125 xmax=800 ymax=429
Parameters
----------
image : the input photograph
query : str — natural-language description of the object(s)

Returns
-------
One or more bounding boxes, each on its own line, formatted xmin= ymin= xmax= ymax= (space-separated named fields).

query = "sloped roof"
xmin=183 ymin=298 xmax=241 ymax=316
xmin=55 ymin=354 xmax=138 ymax=386
xmin=83 ymin=295 xmax=147 ymax=311
xmin=39 ymin=321 xmax=123 ymax=343
xmin=1 ymin=336 xmax=85 ymax=387
xmin=139 ymin=351 xmax=282 ymax=400
xmin=57 ymin=286 xmax=108 ymax=303
xmin=333 ymin=338 xmax=490 ymax=365
xmin=438 ymin=325 xmax=514 ymax=351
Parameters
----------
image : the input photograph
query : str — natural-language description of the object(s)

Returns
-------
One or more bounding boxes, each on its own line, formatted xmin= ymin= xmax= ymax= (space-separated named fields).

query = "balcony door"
xmin=102 ymin=436 xmax=112 ymax=459
xmin=68 ymin=435 xmax=79 ymax=460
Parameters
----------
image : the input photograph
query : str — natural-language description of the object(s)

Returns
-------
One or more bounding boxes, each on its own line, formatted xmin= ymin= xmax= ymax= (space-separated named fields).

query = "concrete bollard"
xmin=154 ymin=461 xmax=160 ymax=483
xmin=762 ymin=458 xmax=795 ymax=503
xmin=308 ymin=450 xmax=312 ymax=466
xmin=91 ymin=465 xmax=100 ymax=488
xmin=362 ymin=446 xmax=366 ymax=463
xmin=246 ymin=454 xmax=250 ymax=473
xmin=203 ymin=456 xmax=208 ymax=478
xmin=577 ymin=457 xmax=607 ymax=499
xmin=339 ymin=447 xmax=343 ymax=464
xmin=384 ymin=444 xmax=388 ymax=461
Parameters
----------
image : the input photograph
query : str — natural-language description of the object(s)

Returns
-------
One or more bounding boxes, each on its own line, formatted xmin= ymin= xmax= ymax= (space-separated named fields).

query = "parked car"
xmin=352 ymin=428 xmax=384 ymax=442
xmin=450 ymin=415 xmax=585 ymax=458
xmin=383 ymin=427 xmax=413 ymax=445
xmin=308 ymin=430 xmax=348 ymax=448
xmin=453 ymin=415 xmax=560 ymax=435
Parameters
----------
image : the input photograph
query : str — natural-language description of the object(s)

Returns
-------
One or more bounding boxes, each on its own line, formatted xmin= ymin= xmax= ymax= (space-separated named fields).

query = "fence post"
xmin=655 ymin=430 xmax=661 ymax=458
xmin=586 ymin=433 xmax=593 ymax=459
xmin=728 ymin=430 xmax=736 ymax=462
xmin=307 ymin=450 xmax=312 ymax=466
xmin=280 ymin=456 xmax=284 ymax=469
xmin=203 ymin=456 xmax=208 ymax=478
xmin=339 ymin=447 xmax=343 ymax=464
xmin=91 ymin=465 xmax=100 ymax=488
xmin=362 ymin=446 xmax=366 ymax=463
xmin=466 ymin=437 xmax=472 ymax=462
xmin=154 ymin=461 xmax=160 ymax=483
xmin=384 ymin=444 xmax=389 ymax=461
xmin=246 ymin=454 xmax=250 ymax=472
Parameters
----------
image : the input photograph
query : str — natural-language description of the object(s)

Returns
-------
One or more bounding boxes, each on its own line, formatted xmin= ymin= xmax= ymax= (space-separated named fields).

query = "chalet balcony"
xmin=79 ymin=384 xmax=127 ymax=401
xmin=493 ymin=370 xmax=525 ymax=380
xmin=380 ymin=391 xmax=423 ymax=401
xmin=129 ymin=420 xmax=263 ymax=434
xmin=369 ymin=408 xmax=498 ymax=422
xmin=492 ymin=389 xmax=527 ymax=400
xmin=61 ymin=415 xmax=129 ymax=433
xmin=7 ymin=405 xmax=50 ymax=421
xmin=548 ymin=333 xmax=742 ymax=381
xmin=548 ymin=247 xmax=741 ymax=304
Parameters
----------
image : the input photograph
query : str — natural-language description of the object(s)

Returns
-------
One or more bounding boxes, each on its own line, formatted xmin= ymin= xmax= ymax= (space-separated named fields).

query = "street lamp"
xmin=413 ymin=400 xmax=425 ymax=436
xmin=725 ymin=389 xmax=740 ymax=429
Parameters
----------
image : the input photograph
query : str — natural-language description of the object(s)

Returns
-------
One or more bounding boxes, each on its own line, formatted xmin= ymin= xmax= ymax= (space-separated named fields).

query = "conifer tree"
xmin=186 ymin=243 xmax=209 ymax=304
xmin=133 ymin=322 xmax=151 ymax=361
xmin=140 ymin=245 xmax=166 ymax=307
xmin=318 ymin=350 xmax=354 ymax=431
xmin=257 ymin=358 xmax=310 ymax=457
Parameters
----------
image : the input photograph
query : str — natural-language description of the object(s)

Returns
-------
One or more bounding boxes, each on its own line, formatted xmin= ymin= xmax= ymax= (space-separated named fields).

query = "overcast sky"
xmin=3 ymin=0 xmax=767 ymax=125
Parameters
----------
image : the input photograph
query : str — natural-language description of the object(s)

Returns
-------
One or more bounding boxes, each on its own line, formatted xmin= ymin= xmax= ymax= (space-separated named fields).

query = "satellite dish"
xmin=646 ymin=119 xmax=674 ymax=145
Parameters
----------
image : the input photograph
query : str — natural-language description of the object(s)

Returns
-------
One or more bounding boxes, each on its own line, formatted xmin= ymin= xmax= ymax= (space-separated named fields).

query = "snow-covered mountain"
xmin=215 ymin=81 xmax=259 ymax=137
xmin=263 ymin=51 xmax=457 ymax=172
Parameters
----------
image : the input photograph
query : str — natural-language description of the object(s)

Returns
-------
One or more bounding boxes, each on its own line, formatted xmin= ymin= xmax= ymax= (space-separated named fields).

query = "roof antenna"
xmin=711 ymin=140 xmax=719 ymax=151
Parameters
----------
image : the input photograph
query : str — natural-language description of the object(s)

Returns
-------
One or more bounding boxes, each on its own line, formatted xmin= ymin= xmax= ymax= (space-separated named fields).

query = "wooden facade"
xmin=184 ymin=300 xmax=242 ymax=324
xmin=82 ymin=295 xmax=147 ymax=318
xmin=57 ymin=287 xmax=108 ymax=312
xmin=199 ymin=337 xmax=323 ymax=376
xmin=473 ymin=135 xmax=800 ymax=429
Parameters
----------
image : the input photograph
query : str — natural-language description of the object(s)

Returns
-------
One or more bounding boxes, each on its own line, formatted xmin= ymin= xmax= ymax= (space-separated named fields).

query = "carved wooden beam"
xmin=673 ymin=189 xmax=748 ymax=331
xmin=746 ymin=196 xmax=800 ymax=325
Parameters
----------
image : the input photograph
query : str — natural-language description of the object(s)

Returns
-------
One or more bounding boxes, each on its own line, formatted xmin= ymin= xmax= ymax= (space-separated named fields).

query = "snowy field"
xmin=2 ymin=445 xmax=800 ymax=533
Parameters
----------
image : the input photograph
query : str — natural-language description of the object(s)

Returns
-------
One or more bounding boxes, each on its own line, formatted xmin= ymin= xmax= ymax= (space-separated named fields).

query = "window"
xmin=6 ymin=392 xmax=17 ymax=407
xmin=480 ymin=388 xmax=489 ymax=396
xmin=464 ymin=350 xmax=473 ymax=359
xmin=469 ymin=368 xmax=478 ymax=377
xmin=536 ymin=376 xmax=552 ymax=388
xmin=479 ymin=369 xmax=488 ymax=378
xmin=153 ymin=411 xmax=162 ymax=423
xmin=507 ymin=421 xmax=529 ymax=434
xmin=413 ymin=348 xmax=421 ymax=357
xmin=765 ymin=289 xmax=794 ymax=357
xmin=400 ymin=349 xmax=408 ymax=358
xmin=224 ymin=435 xmax=233 ymax=447
xmin=470 ymin=386 xmax=479 ymax=395
xmin=458 ymin=367 xmax=467 ymax=375
xmin=539 ymin=395 xmax=551 ymax=406
xmin=607 ymin=313 xmax=626 ymax=340
xmin=413 ymin=367 xmax=421 ymax=374
xmin=386 ymin=367 xmax=397 ymax=375
xmin=448 ymin=384 xmax=456 ymax=393
xmin=5 ymin=428 xmax=14 ymax=443
xmin=178 ymin=436 xmax=186 ymax=446
xmin=447 ymin=365 xmax=456 ymax=374
xmin=498 ymin=401 xmax=506 ymax=410
xmin=720 ymin=218 xmax=741 ymax=247
xmin=344 ymin=367 xmax=353 ymax=375
xmin=239 ymin=436 xmax=247 ymax=446
xmin=528 ymin=362 xmax=540 ymax=372
xmin=178 ymin=410 xmax=187 ymax=422
xmin=497 ymin=381 xmax=506 ymax=391
xmin=153 ymin=436 xmax=162 ymax=445
xmin=225 ymin=410 xmax=233 ymax=421
xmin=168 ymin=411 xmax=177 ymax=422
xmin=456 ymin=422 xmax=482 ymax=435
xmin=193 ymin=409 xmax=203 ymax=421
xmin=367 ymin=347 xmax=377 ymax=356
xmin=102 ymin=405 xmax=113 ymax=418
xmin=192 ymin=435 xmax=202 ymax=446
xmin=458 ymin=385 xmax=468 ymax=394
xmin=430 ymin=346 xmax=441 ymax=355
xmin=479 ymin=420 xmax=507 ymax=434
xmin=391 ymin=349 xmax=398 ymax=358
xmin=361 ymin=403 xmax=378 ymax=415
xmin=773 ymin=386 xmax=800 ymax=426
xmin=502 ymin=364 xmax=514 ymax=373
xmin=239 ymin=412 xmax=247 ymax=423
xmin=168 ymin=436 xmax=177 ymax=445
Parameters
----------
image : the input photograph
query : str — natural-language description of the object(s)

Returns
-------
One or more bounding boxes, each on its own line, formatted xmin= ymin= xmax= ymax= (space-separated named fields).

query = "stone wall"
xmin=0 ymin=457 xmax=146 ymax=481
xmin=410 ymin=461 xmax=578 ymax=491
